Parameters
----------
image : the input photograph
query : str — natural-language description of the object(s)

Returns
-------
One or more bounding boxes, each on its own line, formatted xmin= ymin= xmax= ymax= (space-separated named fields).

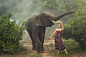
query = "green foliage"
xmin=0 ymin=0 xmax=78 ymax=22
xmin=43 ymin=0 xmax=78 ymax=13
xmin=47 ymin=39 xmax=85 ymax=57
xmin=0 ymin=14 xmax=26 ymax=54
xmin=62 ymin=0 xmax=86 ymax=50
xmin=43 ymin=0 xmax=59 ymax=9
xmin=48 ymin=43 xmax=55 ymax=47
xmin=43 ymin=0 xmax=66 ymax=14
xmin=42 ymin=0 xmax=78 ymax=23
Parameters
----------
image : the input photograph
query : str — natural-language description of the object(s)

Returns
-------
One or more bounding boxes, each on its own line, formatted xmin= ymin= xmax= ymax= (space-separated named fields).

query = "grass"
xmin=0 ymin=54 xmax=42 ymax=57
xmin=0 ymin=39 xmax=86 ymax=57
xmin=45 ymin=39 xmax=86 ymax=57
xmin=44 ymin=43 xmax=54 ymax=47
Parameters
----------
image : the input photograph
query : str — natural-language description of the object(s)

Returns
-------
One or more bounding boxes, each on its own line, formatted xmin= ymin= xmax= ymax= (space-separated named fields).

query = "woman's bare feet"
xmin=57 ymin=50 xmax=59 ymax=55
xmin=57 ymin=52 xmax=59 ymax=55
xmin=65 ymin=52 xmax=68 ymax=54
xmin=64 ymin=49 xmax=68 ymax=54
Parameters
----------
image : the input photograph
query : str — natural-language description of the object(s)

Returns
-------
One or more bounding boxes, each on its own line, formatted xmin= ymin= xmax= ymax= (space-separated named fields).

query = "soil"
xmin=20 ymin=38 xmax=57 ymax=57
xmin=19 ymin=38 xmax=86 ymax=57
xmin=0 ymin=38 xmax=86 ymax=57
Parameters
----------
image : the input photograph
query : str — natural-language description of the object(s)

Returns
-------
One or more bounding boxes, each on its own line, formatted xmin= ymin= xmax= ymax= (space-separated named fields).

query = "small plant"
xmin=45 ymin=43 xmax=55 ymax=47
xmin=48 ymin=43 xmax=55 ymax=47
xmin=0 ymin=14 xmax=26 ymax=54
xmin=62 ymin=0 xmax=86 ymax=51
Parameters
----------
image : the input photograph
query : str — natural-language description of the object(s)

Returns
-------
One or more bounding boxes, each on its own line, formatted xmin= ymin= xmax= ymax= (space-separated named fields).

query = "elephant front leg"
xmin=39 ymin=33 xmax=45 ymax=53
xmin=32 ymin=34 xmax=43 ymax=53
xmin=29 ymin=35 xmax=37 ymax=50
xmin=32 ymin=40 xmax=37 ymax=50
xmin=37 ymin=42 xmax=43 ymax=53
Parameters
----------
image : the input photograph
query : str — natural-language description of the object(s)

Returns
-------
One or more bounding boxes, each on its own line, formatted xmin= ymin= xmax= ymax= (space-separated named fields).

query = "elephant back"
xmin=27 ymin=14 xmax=38 ymax=21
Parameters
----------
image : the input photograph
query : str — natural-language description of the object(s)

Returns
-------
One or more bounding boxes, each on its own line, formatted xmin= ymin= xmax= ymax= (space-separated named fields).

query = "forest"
xmin=0 ymin=0 xmax=86 ymax=57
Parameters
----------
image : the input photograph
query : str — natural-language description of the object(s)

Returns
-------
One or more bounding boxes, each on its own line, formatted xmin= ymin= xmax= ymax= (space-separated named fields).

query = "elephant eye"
xmin=46 ymin=16 xmax=50 ymax=19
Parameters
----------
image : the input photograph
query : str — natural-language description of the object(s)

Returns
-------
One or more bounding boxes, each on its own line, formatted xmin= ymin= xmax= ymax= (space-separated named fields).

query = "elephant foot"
xmin=41 ymin=51 xmax=44 ymax=53
xmin=37 ymin=49 xmax=44 ymax=53
xmin=43 ymin=47 xmax=44 ymax=51
xmin=32 ymin=48 xmax=37 ymax=50
xmin=37 ymin=50 xmax=44 ymax=53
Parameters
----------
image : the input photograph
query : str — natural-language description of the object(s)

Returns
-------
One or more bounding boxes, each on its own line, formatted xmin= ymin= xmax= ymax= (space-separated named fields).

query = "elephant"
xmin=25 ymin=11 xmax=75 ymax=53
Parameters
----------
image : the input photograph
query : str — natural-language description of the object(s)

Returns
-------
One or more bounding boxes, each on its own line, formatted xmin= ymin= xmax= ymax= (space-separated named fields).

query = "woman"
xmin=48 ymin=22 xmax=68 ymax=55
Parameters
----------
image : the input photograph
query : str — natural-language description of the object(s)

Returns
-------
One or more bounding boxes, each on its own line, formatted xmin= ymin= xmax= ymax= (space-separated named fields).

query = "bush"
xmin=0 ymin=14 xmax=26 ymax=54
xmin=62 ymin=0 xmax=86 ymax=50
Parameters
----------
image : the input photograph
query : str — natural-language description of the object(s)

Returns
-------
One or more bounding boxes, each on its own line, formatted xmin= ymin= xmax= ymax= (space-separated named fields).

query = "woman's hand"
xmin=61 ymin=22 xmax=63 ymax=25
xmin=48 ymin=37 xmax=51 ymax=40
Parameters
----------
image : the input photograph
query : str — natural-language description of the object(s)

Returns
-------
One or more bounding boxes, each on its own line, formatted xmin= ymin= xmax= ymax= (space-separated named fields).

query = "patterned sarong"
xmin=55 ymin=34 xmax=65 ymax=50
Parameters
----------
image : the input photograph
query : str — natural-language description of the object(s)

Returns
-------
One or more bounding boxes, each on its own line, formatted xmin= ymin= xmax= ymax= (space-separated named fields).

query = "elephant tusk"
xmin=52 ymin=21 xmax=63 ymax=23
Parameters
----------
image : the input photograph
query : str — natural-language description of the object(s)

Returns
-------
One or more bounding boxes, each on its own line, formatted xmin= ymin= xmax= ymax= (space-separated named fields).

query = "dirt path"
xmin=20 ymin=38 xmax=86 ymax=57
xmin=20 ymin=38 xmax=58 ymax=57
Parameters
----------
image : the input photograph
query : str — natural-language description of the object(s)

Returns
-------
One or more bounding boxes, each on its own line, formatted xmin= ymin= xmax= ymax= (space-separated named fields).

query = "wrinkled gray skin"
xmin=25 ymin=11 xmax=74 ymax=53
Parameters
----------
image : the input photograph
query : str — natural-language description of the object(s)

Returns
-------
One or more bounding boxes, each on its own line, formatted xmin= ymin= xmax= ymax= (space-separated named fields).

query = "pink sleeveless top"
xmin=56 ymin=29 xmax=62 ymax=35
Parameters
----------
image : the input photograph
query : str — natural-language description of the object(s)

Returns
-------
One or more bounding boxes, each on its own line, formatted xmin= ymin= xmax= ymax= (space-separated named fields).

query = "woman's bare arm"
xmin=61 ymin=22 xmax=64 ymax=31
xmin=48 ymin=29 xmax=57 ymax=38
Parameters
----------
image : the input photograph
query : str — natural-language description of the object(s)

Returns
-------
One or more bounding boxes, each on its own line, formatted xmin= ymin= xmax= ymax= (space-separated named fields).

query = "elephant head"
xmin=36 ymin=11 xmax=75 ymax=27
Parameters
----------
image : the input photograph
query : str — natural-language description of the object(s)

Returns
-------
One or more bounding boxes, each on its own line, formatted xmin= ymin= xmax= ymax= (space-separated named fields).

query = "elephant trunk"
xmin=51 ymin=11 xmax=75 ymax=21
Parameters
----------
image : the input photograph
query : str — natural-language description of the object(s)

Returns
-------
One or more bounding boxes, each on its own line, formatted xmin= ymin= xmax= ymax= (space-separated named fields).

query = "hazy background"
xmin=0 ymin=0 xmax=78 ymax=40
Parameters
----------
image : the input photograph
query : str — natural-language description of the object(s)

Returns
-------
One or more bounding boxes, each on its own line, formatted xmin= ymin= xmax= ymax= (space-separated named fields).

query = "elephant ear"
xmin=36 ymin=16 xmax=43 ymax=26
